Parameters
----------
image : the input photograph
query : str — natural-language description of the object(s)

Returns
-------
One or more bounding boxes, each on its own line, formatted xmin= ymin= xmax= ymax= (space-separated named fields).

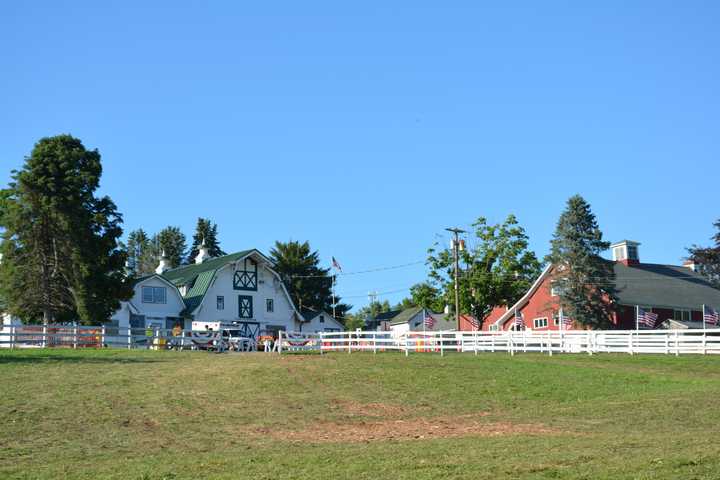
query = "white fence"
xmin=277 ymin=329 xmax=720 ymax=356
xmin=0 ymin=324 xmax=260 ymax=351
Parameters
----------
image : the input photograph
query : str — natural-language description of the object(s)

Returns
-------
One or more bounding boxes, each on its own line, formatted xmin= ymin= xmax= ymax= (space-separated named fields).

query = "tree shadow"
xmin=0 ymin=350 xmax=169 ymax=365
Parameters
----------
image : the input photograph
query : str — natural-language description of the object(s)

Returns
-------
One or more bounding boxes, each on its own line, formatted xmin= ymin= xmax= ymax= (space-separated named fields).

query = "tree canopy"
xmin=269 ymin=240 xmax=351 ymax=319
xmin=688 ymin=219 xmax=720 ymax=288
xmin=428 ymin=214 xmax=542 ymax=325
xmin=0 ymin=135 xmax=132 ymax=324
xmin=188 ymin=217 xmax=225 ymax=262
xmin=546 ymin=195 xmax=616 ymax=329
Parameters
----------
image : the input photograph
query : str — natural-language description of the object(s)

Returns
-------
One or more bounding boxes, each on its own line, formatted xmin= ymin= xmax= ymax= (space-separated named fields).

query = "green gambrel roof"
xmin=161 ymin=250 xmax=256 ymax=316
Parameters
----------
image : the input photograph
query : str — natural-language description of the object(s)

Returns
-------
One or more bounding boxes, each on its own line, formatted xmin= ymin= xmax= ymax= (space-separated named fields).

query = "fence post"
xmin=101 ymin=325 xmax=106 ymax=349
xmin=548 ymin=330 xmax=552 ymax=356
xmin=319 ymin=332 xmax=324 ymax=355
xmin=10 ymin=325 xmax=15 ymax=350
xmin=373 ymin=332 xmax=377 ymax=354
xmin=703 ymin=329 xmax=707 ymax=355
xmin=491 ymin=333 xmax=495 ymax=353
xmin=405 ymin=333 xmax=409 ymax=357
xmin=628 ymin=331 xmax=633 ymax=355
xmin=474 ymin=331 xmax=478 ymax=356
xmin=664 ymin=332 xmax=669 ymax=355
xmin=675 ymin=330 xmax=679 ymax=356
xmin=510 ymin=334 xmax=514 ymax=356
xmin=278 ymin=331 xmax=283 ymax=354
xmin=73 ymin=324 xmax=78 ymax=349
xmin=440 ymin=332 xmax=444 ymax=357
xmin=588 ymin=331 xmax=593 ymax=356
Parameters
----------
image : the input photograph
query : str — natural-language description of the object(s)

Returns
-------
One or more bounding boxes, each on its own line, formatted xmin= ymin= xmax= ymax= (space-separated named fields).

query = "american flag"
xmin=331 ymin=256 xmax=342 ymax=272
xmin=514 ymin=310 xmax=523 ymax=329
xmin=560 ymin=309 xmax=573 ymax=329
xmin=704 ymin=305 xmax=719 ymax=326
xmin=423 ymin=314 xmax=435 ymax=328
xmin=637 ymin=307 xmax=658 ymax=328
xmin=466 ymin=315 xmax=480 ymax=330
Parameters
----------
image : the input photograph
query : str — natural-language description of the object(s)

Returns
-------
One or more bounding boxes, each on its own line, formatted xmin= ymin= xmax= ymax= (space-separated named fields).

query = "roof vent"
xmin=610 ymin=240 xmax=640 ymax=266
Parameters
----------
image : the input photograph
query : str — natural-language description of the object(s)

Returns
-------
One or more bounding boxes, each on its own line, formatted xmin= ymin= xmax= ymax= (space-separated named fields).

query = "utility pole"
xmin=446 ymin=227 xmax=466 ymax=330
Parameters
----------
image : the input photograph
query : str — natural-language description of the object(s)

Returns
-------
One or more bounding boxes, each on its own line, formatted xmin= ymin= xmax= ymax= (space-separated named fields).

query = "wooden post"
xmin=405 ymin=333 xmax=409 ymax=357
xmin=10 ymin=325 xmax=15 ymax=350
xmin=628 ymin=331 xmax=633 ymax=355
xmin=675 ymin=330 xmax=679 ymax=356
xmin=703 ymin=329 xmax=707 ymax=355
xmin=491 ymin=333 xmax=495 ymax=353
xmin=664 ymin=332 xmax=669 ymax=355
xmin=73 ymin=324 xmax=78 ymax=349
xmin=548 ymin=330 xmax=552 ymax=356
xmin=440 ymin=332 xmax=444 ymax=357
xmin=373 ymin=332 xmax=377 ymax=354
xmin=101 ymin=325 xmax=106 ymax=349
xmin=474 ymin=331 xmax=478 ymax=356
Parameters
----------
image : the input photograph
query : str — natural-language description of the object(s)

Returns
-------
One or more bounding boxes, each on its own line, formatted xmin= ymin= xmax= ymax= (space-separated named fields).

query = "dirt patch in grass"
xmin=249 ymin=413 xmax=560 ymax=443
xmin=328 ymin=399 xmax=410 ymax=418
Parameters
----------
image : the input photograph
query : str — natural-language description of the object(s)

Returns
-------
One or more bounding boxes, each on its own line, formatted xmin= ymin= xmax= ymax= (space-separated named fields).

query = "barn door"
xmin=238 ymin=295 xmax=254 ymax=319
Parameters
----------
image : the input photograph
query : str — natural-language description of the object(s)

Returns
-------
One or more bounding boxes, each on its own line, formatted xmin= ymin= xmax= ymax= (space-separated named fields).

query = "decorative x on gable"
xmin=233 ymin=258 xmax=258 ymax=291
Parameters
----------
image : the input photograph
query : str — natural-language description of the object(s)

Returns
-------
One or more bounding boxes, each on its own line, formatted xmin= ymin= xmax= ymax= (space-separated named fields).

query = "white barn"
xmin=110 ymin=246 xmax=344 ymax=338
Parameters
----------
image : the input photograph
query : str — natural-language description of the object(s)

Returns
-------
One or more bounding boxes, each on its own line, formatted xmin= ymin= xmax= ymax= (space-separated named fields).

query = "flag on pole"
xmin=560 ymin=309 xmax=573 ymax=329
xmin=514 ymin=310 xmax=523 ymax=329
xmin=423 ymin=313 xmax=436 ymax=329
xmin=331 ymin=256 xmax=342 ymax=272
xmin=637 ymin=307 xmax=658 ymax=328
xmin=703 ymin=305 xmax=719 ymax=326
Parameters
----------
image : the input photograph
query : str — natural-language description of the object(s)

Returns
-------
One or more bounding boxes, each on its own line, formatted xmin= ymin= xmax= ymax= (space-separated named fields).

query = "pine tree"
xmin=0 ymin=135 xmax=132 ymax=324
xmin=148 ymin=227 xmax=187 ymax=269
xmin=269 ymin=240 xmax=351 ymax=318
xmin=187 ymin=217 xmax=225 ymax=262
xmin=123 ymin=229 xmax=153 ymax=277
xmin=546 ymin=195 xmax=617 ymax=329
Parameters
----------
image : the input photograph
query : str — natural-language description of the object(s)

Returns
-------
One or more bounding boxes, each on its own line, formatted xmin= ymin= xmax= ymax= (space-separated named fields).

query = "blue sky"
xmin=2 ymin=2 xmax=719 ymax=311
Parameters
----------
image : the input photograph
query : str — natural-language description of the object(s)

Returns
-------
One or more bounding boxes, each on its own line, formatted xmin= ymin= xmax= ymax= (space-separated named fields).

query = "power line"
xmin=287 ymin=260 xmax=425 ymax=278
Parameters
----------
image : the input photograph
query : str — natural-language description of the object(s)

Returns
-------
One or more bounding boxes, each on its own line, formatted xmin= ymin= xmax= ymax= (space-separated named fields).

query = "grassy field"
xmin=1 ymin=349 xmax=720 ymax=479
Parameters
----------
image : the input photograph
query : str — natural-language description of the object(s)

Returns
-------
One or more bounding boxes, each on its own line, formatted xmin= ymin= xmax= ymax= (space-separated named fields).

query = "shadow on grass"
xmin=0 ymin=350 xmax=168 ymax=365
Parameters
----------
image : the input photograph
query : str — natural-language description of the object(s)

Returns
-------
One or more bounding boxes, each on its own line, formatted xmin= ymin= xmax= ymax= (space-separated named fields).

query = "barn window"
xmin=141 ymin=286 xmax=166 ymax=304
xmin=233 ymin=258 xmax=258 ymax=291
xmin=266 ymin=299 xmax=274 ymax=313
xmin=217 ymin=296 xmax=224 ymax=310
xmin=533 ymin=317 xmax=548 ymax=329
xmin=673 ymin=309 xmax=691 ymax=322
xmin=319 ymin=315 xmax=325 ymax=323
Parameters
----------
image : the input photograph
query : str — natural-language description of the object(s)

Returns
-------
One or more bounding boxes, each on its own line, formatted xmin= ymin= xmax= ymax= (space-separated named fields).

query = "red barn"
xmin=484 ymin=240 xmax=720 ymax=331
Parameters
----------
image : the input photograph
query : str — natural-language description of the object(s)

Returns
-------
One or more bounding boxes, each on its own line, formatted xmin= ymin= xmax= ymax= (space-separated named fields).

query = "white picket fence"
xmin=277 ymin=329 xmax=720 ymax=356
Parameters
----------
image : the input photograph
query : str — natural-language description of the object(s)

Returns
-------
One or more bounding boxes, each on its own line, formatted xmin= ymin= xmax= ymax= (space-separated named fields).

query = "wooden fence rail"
xmin=277 ymin=329 xmax=720 ymax=356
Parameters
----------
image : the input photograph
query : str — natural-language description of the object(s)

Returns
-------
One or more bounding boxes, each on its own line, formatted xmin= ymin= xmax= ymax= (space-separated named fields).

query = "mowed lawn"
xmin=2 ymin=349 xmax=720 ymax=479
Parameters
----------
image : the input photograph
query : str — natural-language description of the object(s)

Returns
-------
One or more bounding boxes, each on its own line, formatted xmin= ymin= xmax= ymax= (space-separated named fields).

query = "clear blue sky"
xmin=2 ymin=2 xmax=719 ymax=311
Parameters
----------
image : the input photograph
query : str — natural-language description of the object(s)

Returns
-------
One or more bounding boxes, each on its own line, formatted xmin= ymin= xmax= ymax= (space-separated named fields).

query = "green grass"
xmin=2 ymin=349 xmax=720 ymax=479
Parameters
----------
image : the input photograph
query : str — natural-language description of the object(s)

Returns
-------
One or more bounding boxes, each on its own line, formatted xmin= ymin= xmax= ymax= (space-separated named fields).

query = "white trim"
xmin=492 ymin=264 xmax=553 ymax=328
xmin=134 ymin=275 xmax=184 ymax=307
xmin=533 ymin=317 xmax=548 ymax=329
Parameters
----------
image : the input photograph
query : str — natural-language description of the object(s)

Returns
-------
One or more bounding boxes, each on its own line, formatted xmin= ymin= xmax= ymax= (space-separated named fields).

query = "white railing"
xmin=0 ymin=324 xmax=259 ymax=351
xmin=278 ymin=329 xmax=720 ymax=356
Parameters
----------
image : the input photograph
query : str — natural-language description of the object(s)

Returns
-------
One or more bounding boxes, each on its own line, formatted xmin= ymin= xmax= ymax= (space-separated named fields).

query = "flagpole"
xmin=332 ymin=274 xmax=336 ymax=319
xmin=702 ymin=304 xmax=706 ymax=330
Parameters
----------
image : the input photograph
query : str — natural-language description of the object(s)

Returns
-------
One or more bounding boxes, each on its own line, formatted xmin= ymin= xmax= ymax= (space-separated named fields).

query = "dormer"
xmin=611 ymin=240 xmax=640 ymax=266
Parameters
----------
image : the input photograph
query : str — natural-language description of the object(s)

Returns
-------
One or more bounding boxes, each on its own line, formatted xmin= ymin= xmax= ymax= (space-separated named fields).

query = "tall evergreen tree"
xmin=187 ymin=217 xmax=225 ymax=262
xmin=149 ymin=227 xmax=187 ymax=269
xmin=687 ymin=219 xmax=720 ymax=288
xmin=269 ymin=240 xmax=351 ymax=318
xmin=0 ymin=135 xmax=132 ymax=324
xmin=122 ymin=228 xmax=154 ymax=277
xmin=546 ymin=195 xmax=616 ymax=329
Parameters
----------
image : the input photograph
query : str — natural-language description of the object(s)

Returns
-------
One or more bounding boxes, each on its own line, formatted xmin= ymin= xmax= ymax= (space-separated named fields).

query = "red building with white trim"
xmin=483 ymin=240 xmax=720 ymax=331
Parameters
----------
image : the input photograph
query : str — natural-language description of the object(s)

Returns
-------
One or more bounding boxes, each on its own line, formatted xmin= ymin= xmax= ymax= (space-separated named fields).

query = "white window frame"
xmin=217 ymin=295 xmax=224 ymax=310
xmin=266 ymin=298 xmax=274 ymax=313
xmin=673 ymin=309 xmax=691 ymax=322
xmin=489 ymin=325 xmax=499 ymax=331
xmin=533 ymin=317 xmax=548 ymax=329
xmin=141 ymin=286 xmax=167 ymax=304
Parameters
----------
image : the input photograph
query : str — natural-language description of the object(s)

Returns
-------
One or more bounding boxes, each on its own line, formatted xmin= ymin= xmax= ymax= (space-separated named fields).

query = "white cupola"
xmin=155 ymin=250 xmax=171 ymax=274
xmin=195 ymin=237 xmax=211 ymax=264
xmin=610 ymin=240 xmax=640 ymax=266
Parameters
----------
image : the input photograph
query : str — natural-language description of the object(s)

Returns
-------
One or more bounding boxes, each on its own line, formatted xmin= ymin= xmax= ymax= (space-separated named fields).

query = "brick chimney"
xmin=610 ymin=240 xmax=640 ymax=266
